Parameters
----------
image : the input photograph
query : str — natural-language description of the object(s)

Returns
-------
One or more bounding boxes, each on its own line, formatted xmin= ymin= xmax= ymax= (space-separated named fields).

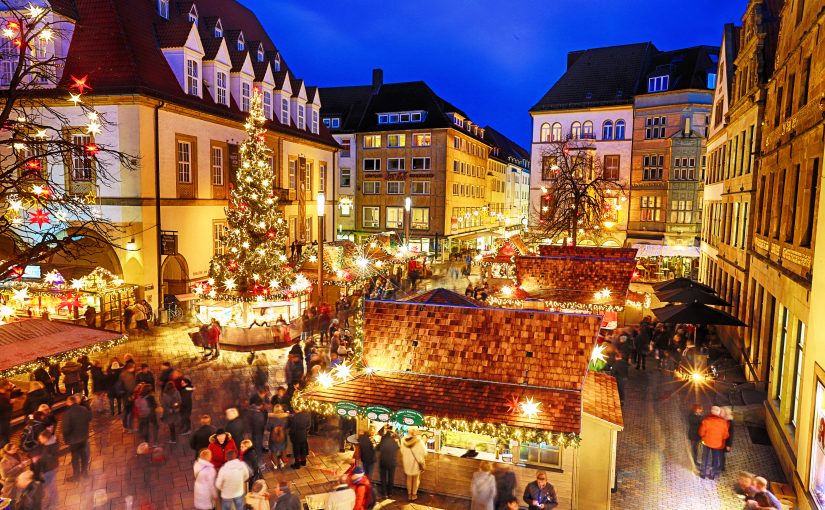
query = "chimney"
xmin=371 ymin=68 xmax=383 ymax=95
xmin=684 ymin=116 xmax=691 ymax=135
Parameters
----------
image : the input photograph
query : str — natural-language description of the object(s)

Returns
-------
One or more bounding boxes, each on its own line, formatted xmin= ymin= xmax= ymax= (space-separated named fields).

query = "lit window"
xmin=0 ymin=39 xmax=18 ymax=85
xmin=257 ymin=44 xmax=264 ymax=62
xmin=216 ymin=72 xmax=227 ymax=106
xmin=319 ymin=162 xmax=326 ymax=192
xmin=241 ymin=82 xmax=251 ymax=112
xmin=281 ymin=98 xmax=289 ymax=124
xmin=158 ymin=0 xmax=169 ymax=19
xmin=387 ymin=134 xmax=406 ymax=147
xmin=571 ymin=121 xmax=581 ymax=139
xmin=362 ymin=207 xmax=379 ymax=228
xmin=288 ymin=160 xmax=296 ymax=190
xmin=186 ymin=59 xmax=199 ymax=96
xmin=387 ymin=181 xmax=405 ymax=195
xmin=362 ymin=181 xmax=380 ymax=194
xmin=640 ymin=195 xmax=661 ymax=221
xmin=540 ymin=123 xmax=550 ymax=142
xmin=188 ymin=4 xmax=198 ymax=24
xmin=413 ymin=133 xmax=431 ymax=146
xmin=378 ymin=114 xmax=389 ymax=124
xmin=707 ymin=73 xmax=717 ymax=90
xmin=363 ymin=135 xmax=381 ymax=149
xmin=339 ymin=138 xmax=351 ymax=157
xmin=411 ymin=207 xmax=429 ymax=230
xmin=551 ymin=123 xmax=562 ymax=141
xmin=648 ymin=75 xmax=669 ymax=92
xmin=615 ymin=120 xmax=626 ymax=140
xmin=582 ymin=120 xmax=594 ymax=139
xmin=177 ymin=141 xmax=192 ymax=183
xmin=263 ymin=91 xmax=272 ymax=119
xmin=602 ymin=120 xmax=613 ymax=140
xmin=213 ymin=222 xmax=228 ymax=255
xmin=386 ymin=206 xmax=403 ymax=228
xmin=211 ymin=147 xmax=224 ymax=185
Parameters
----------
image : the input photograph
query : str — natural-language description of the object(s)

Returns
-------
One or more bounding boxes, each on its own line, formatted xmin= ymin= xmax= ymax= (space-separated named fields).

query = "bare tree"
xmin=529 ymin=139 xmax=625 ymax=246
xmin=0 ymin=2 xmax=138 ymax=278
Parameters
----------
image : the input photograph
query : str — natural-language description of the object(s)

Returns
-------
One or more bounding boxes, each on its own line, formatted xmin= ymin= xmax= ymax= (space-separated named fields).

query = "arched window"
xmin=615 ymin=120 xmax=626 ymax=140
xmin=582 ymin=120 xmax=594 ymax=139
xmin=602 ymin=120 xmax=613 ymax=140
xmin=571 ymin=121 xmax=581 ymax=139
xmin=540 ymin=123 xmax=551 ymax=142
xmin=551 ymin=123 xmax=562 ymax=141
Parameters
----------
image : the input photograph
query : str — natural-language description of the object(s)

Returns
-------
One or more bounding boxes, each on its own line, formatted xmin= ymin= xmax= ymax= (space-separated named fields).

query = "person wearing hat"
xmin=347 ymin=464 xmax=374 ymax=510
xmin=207 ymin=428 xmax=238 ymax=470
xmin=523 ymin=471 xmax=558 ymax=510
xmin=190 ymin=415 xmax=216 ymax=460
xmin=698 ymin=405 xmax=729 ymax=480
xmin=400 ymin=427 xmax=427 ymax=501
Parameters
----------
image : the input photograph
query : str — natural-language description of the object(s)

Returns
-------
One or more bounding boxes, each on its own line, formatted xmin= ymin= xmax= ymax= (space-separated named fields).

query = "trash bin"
xmin=159 ymin=308 xmax=168 ymax=324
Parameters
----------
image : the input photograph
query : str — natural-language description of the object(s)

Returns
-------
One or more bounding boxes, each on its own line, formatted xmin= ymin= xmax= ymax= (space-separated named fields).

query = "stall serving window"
xmin=518 ymin=442 xmax=562 ymax=469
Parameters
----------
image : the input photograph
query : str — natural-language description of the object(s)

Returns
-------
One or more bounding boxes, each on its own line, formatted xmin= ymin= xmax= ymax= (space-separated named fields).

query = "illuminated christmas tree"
xmin=207 ymin=90 xmax=300 ymax=300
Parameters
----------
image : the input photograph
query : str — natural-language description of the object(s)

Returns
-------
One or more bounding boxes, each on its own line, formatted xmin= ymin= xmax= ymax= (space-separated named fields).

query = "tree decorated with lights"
xmin=207 ymin=89 xmax=300 ymax=299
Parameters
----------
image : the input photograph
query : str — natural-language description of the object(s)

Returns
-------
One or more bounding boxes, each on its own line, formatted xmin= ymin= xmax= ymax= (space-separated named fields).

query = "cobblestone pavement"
xmin=611 ymin=366 xmax=784 ymax=510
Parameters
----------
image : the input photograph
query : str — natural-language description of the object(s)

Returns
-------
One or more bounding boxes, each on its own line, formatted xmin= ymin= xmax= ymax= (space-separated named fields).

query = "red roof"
xmin=582 ymin=372 xmax=623 ymax=429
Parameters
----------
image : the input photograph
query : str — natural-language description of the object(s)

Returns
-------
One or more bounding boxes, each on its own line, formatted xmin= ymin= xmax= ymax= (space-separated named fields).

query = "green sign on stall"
xmin=365 ymin=405 xmax=393 ymax=422
xmin=393 ymin=409 xmax=425 ymax=427
xmin=335 ymin=401 xmax=362 ymax=417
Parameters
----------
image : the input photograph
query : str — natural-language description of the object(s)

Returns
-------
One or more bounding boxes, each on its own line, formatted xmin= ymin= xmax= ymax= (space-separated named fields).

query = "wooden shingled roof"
xmin=363 ymin=294 xmax=601 ymax=391
xmin=518 ymin=246 xmax=638 ymax=298
xmin=582 ymin=372 xmax=623 ymax=429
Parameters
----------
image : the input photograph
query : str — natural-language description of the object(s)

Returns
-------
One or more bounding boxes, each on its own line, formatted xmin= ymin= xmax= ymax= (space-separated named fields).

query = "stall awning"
xmin=450 ymin=230 xmax=494 ymax=242
xmin=302 ymin=369 xmax=584 ymax=434
xmin=0 ymin=319 xmax=124 ymax=375
xmin=175 ymin=293 xmax=198 ymax=302
xmin=633 ymin=244 xmax=700 ymax=258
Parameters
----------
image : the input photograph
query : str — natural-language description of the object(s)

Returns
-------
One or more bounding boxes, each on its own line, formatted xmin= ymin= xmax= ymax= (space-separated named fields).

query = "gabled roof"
xmin=530 ymin=42 xmax=656 ymax=112
xmin=404 ymin=288 xmax=480 ymax=307
xmin=198 ymin=26 xmax=226 ymax=61
xmin=640 ymin=45 xmax=718 ymax=93
xmin=305 ymin=86 xmax=318 ymax=104
xmin=484 ymin=126 xmax=529 ymax=166
xmin=155 ymin=19 xmax=195 ymax=48
xmin=48 ymin=0 xmax=79 ymax=20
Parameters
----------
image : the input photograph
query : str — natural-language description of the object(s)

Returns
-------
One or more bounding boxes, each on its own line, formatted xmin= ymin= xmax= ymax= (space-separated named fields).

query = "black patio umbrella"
xmin=652 ymin=302 xmax=747 ymax=327
xmin=651 ymin=277 xmax=716 ymax=294
xmin=655 ymin=287 xmax=732 ymax=307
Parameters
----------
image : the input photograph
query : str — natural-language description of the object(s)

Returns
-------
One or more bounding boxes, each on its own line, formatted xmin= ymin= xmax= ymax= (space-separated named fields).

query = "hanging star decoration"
xmin=8 ymin=266 xmax=25 ymax=281
xmin=27 ymin=3 xmax=45 ymax=18
xmin=86 ymin=120 xmax=101 ymax=135
xmin=68 ymin=93 xmax=82 ymax=106
xmin=70 ymin=278 xmax=84 ymax=290
xmin=69 ymin=75 xmax=92 ymax=94
xmin=83 ymin=190 xmax=97 ymax=204
xmin=520 ymin=398 xmax=542 ymax=419
xmin=58 ymin=293 xmax=81 ymax=310
xmin=31 ymin=184 xmax=49 ymax=199
xmin=11 ymin=286 xmax=29 ymax=303
xmin=505 ymin=394 xmax=522 ymax=415
xmin=33 ymin=128 xmax=47 ymax=139
xmin=28 ymin=209 xmax=50 ymax=228
xmin=333 ymin=363 xmax=352 ymax=381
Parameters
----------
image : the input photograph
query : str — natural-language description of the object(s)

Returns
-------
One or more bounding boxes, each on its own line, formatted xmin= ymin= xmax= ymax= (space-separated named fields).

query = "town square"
xmin=0 ymin=1 xmax=822 ymax=509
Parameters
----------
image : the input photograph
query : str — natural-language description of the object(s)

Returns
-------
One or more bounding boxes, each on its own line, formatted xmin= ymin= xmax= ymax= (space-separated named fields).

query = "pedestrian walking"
xmin=90 ymin=360 xmax=107 ymax=414
xmin=208 ymin=429 xmax=238 ymax=470
xmin=135 ymin=363 xmax=155 ymax=389
xmin=61 ymin=359 xmax=83 ymax=396
xmin=267 ymin=405 xmax=289 ymax=469
xmin=62 ymin=394 xmax=92 ymax=481
xmin=687 ymin=404 xmax=704 ymax=467
xmin=347 ymin=465 xmax=374 ymax=510
xmin=179 ymin=377 xmax=194 ymax=434
xmin=400 ymin=427 xmax=426 ymax=501
xmin=522 ymin=471 xmax=558 ymax=510
xmin=135 ymin=383 xmax=159 ymax=446
xmin=193 ymin=449 xmax=218 ymax=510
xmin=190 ymin=415 xmax=216 ymax=459
xmin=118 ymin=363 xmax=137 ymax=430
xmin=14 ymin=469 xmax=43 ymax=510
xmin=246 ymin=397 xmax=266 ymax=461
xmin=78 ymin=355 xmax=91 ymax=397
xmin=215 ymin=449 xmax=249 ymax=510
xmin=493 ymin=463 xmax=517 ymax=510
xmin=356 ymin=427 xmax=376 ymax=480
xmin=31 ymin=430 xmax=58 ymax=509
xmin=207 ymin=318 xmax=221 ymax=359
xmin=288 ymin=411 xmax=310 ymax=469
xmin=471 ymin=461 xmax=497 ymax=510
xmin=160 ymin=381 xmax=182 ymax=444
xmin=225 ymin=407 xmax=245 ymax=444
xmin=378 ymin=427 xmax=399 ymax=498
xmin=0 ymin=443 xmax=31 ymax=501
xmin=698 ymin=406 xmax=729 ymax=480
xmin=272 ymin=482 xmax=301 ymax=510
xmin=721 ymin=406 xmax=734 ymax=472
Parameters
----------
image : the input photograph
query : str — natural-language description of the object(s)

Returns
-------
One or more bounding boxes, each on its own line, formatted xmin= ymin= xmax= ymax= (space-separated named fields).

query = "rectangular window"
xmin=412 ymin=157 xmax=431 ymax=171
xmin=640 ymin=196 xmax=661 ymax=222
xmin=802 ymin=158 xmax=820 ymax=246
xmin=240 ymin=82 xmax=251 ymax=112
xmin=158 ymin=0 xmax=169 ymax=18
xmin=312 ymin=110 xmax=319 ymax=134
xmin=452 ymin=183 xmax=458 ymax=195
xmin=263 ymin=91 xmax=272 ymax=120
xmin=340 ymin=167 xmax=352 ymax=187
xmin=670 ymin=200 xmax=693 ymax=224
xmin=186 ymin=59 xmax=199 ymax=96
xmin=388 ymin=114 xmax=399 ymax=123
xmin=517 ymin=444 xmax=562 ymax=469
xmin=281 ymin=98 xmax=289 ymax=124
xmin=70 ymin=134 xmax=93 ymax=181
xmin=411 ymin=112 xmax=422 ymax=122
xmin=786 ymin=74 xmax=796 ymax=118
xmin=177 ymin=141 xmax=192 ymax=183
xmin=386 ymin=206 xmax=403 ymax=229
xmin=387 ymin=134 xmax=406 ymax=147
xmin=399 ymin=113 xmax=410 ymax=123
xmin=378 ymin=114 xmax=389 ymax=124
xmin=211 ymin=147 xmax=224 ymax=185
xmin=411 ymin=180 xmax=431 ymax=195
xmin=775 ymin=168 xmax=786 ymax=239
xmin=800 ymin=57 xmax=812 ymax=109
xmin=362 ymin=181 xmax=380 ymax=195
xmin=413 ymin=133 xmax=431 ymax=146
xmin=340 ymin=138 xmax=351 ymax=158
xmin=304 ymin=161 xmax=313 ymax=195
xmin=644 ymin=116 xmax=667 ymax=139
xmin=791 ymin=321 xmax=805 ymax=427
xmin=363 ymin=159 xmax=381 ymax=172
xmin=363 ymin=135 xmax=381 ymax=149
xmin=288 ymin=159 xmax=296 ymax=190
xmin=643 ymin=154 xmax=664 ymax=180
xmin=648 ymin=75 xmax=669 ymax=92
xmin=297 ymin=105 xmax=305 ymax=129
xmin=213 ymin=221 xmax=228 ymax=255
xmin=787 ymin=164 xmax=800 ymax=242
xmin=775 ymin=306 xmax=789 ymax=401
xmin=319 ymin=162 xmax=326 ymax=194
xmin=775 ymin=86 xmax=784 ymax=125
xmin=362 ymin=207 xmax=379 ymax=228
xmin=411 ymin=207 xmax=429 ymax=230
xmin=387 ymin=181 xmax=405 ymax=195
xmin=603 ymin=155 xmax=620 ymax=180
xmin=387 ymin=158 xmax=405 ymax=172
xmin=216 ymin=72 xmax=227 ymax=105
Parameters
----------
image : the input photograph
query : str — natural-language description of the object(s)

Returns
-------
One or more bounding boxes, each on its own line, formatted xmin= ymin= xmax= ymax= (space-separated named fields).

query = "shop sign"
xmin=394 ymin=409 xmax=424 ymax=426
xmin=335 ymin=401 xmax=361 ymax=417
xmin=365 ymin=405 xmax=393 ymax=422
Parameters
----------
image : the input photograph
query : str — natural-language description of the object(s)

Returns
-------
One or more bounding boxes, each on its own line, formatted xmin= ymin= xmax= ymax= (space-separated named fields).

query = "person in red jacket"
xmin=207 ymin=429 xmax=237 ymax=470
xmin=347 ymin=465 xmax=374 ymax=510
xmin=698 ymin=406 xmax=729 ymax=480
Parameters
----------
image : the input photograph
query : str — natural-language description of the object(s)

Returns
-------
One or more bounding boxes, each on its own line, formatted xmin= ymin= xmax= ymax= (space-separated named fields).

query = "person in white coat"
xmin=215 ymin=449 xmax=250 ymax=510
xmin=193 ymin=449 xmax=218 ymax=510
xmin=399 ymin=427 xmax=427 ymax=501
xmin=471 ymin=461 xmax=497 ymax=510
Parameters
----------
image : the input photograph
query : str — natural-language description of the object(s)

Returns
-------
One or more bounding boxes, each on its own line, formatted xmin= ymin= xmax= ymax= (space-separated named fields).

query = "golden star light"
xmin=590 ymin=343 xmax=608 ymax=364
xmin=68 ymin=93 xmax=82 ymax=106
xmin=333 ymin=363 xmax=351 ymax=380
xmin=317 ymin=371 xmax=334 ymax=388
xmin=70 ymin=279 xmax=84 ymax=290
xmin=520 ymin=397 xmax=542 ymax=419
xmin=27 ymin=3 xmax=45 ymax=18
xmin=11 ymin=286 xmax=29 ymax=302
xmin=224 ymin=278 xmax=236 ymax=291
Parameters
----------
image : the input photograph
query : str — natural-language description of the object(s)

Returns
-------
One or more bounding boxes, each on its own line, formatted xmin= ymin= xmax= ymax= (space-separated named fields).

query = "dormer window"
xmin=158 ymin=0 xmax=169 ymax=19
xmin=257 ymin=43 xmax=264 ymax=62
xmin=241 ymin=82 xmax=250 ymax=111
xmin=214 ymin=19 xmax=223 ymax=38
xmin=648 ymin=75 xmax=669 ymax=93
xmin=186 ymin=59 xmax=199 ymax=96
xmin=237 ymin=33 xmax=245 ymax=51
xmin=273 ymin=53 xmax=281 ymax=72
xmin=188 ymin=4 xmax=198 ymax=24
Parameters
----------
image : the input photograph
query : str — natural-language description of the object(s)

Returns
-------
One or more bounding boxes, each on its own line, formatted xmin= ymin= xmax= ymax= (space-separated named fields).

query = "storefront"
xmin=295 ymin=290 xmax=624 ymax=509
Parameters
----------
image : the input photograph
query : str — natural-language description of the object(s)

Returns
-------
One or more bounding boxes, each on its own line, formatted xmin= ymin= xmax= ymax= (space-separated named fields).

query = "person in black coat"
xmin=493 ymin=463 xmax=517 ymax=510
xmin=62 ymin=394 xmax=92 ymax=480
xmin=105 ymin=362 xmax=123 ymax=415
xmin=357 ymin=428 xmax=376 ymax=480
xmin=78 ymin=356 xmax=92 ymax=397
xmin=246 ymin=398 xmax=266 ymax=460
xmin=89 ymin=361 xmax=108 ymax=414
xmin=179 ymin=377 xmax=194 ymax=434
xmin=225 ymin=407 xmax=245 ymax=444
xmin=189 ymin=414 xmax=216 ymax=459
xmin=288 ymin=411 xmax=311 ymax=469
xmin=377 ymin=428 xmax=400 ymax=498
xmin=32 ymin=362 xmax=54 ymax=398
xmin=634 ymin=324 xmax=651 ymax=370
xmin=687 ymin=404 xmax=704 ymax=467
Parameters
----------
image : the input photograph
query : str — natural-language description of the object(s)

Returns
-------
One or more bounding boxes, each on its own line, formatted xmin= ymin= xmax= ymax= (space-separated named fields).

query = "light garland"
xmin=0 ymin=334 xmax=127 ymax=380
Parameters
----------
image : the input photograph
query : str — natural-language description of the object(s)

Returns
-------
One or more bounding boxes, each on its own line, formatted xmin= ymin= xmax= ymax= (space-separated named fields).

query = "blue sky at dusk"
xmin=247 ymin=0 xmax=748 ymax=149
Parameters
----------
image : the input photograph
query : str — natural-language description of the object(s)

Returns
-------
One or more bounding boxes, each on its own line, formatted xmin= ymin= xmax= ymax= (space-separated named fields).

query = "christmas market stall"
xmin=479 ymin=236 xmax=533 ymax=280
xmin=295 ymin=289 xmax=623 ymax=510
xmin=632 ymin=243 xmax=700 ymax=282
xmin=1 ymin=267 xmax=137 ymax=331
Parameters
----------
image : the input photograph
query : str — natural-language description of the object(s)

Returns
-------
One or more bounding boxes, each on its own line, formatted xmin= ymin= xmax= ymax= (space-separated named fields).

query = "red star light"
xmin=58 ymin=293 xmax=81 ymax=310
xmin=505 ymin=394 xmax=522 ymax=415
xmin=8 ymin=266 xmax=24 ymax=281
xmin=69 ymin=75 xmax=92 ymax=94
xmin=266 ymin=231 xmax=276 ymax=239
xmin=28 ymin=209 xmax=50 ymax=228
xmin=84 ymin=143 xmax=99 ymax=156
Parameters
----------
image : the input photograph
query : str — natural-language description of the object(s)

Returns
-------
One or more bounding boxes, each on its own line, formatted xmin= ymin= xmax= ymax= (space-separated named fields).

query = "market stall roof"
xmin=0 ymin=319 xmax=123 ymax=374
xmin=483 ymin=239 xmax=529 ymax=264
xmin=403 ymin=288 xmax=481 ymax=307
xmin=528 ymin=288 xmax=625 ymax=308
xmin=582 ymin=372 xmax=624 ymax=429
xmin=633 ymin=244 xmax=700 ymax=258
xmin=302 ymin=370 xmax=585 ymax=433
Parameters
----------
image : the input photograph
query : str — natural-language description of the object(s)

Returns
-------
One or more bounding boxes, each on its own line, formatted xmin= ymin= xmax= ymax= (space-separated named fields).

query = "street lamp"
xmin=317 ymin=193 xmax=325 ymax=308
xmin=404 ymin=196 xmax=411 ymax=247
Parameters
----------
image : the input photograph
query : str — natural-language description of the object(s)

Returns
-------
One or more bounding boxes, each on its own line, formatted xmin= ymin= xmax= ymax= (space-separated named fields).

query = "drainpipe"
xmin=332 ymin=148 xmax=337 ymax=240
xmin=154 ymin=101 xmax=165 ymax=324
